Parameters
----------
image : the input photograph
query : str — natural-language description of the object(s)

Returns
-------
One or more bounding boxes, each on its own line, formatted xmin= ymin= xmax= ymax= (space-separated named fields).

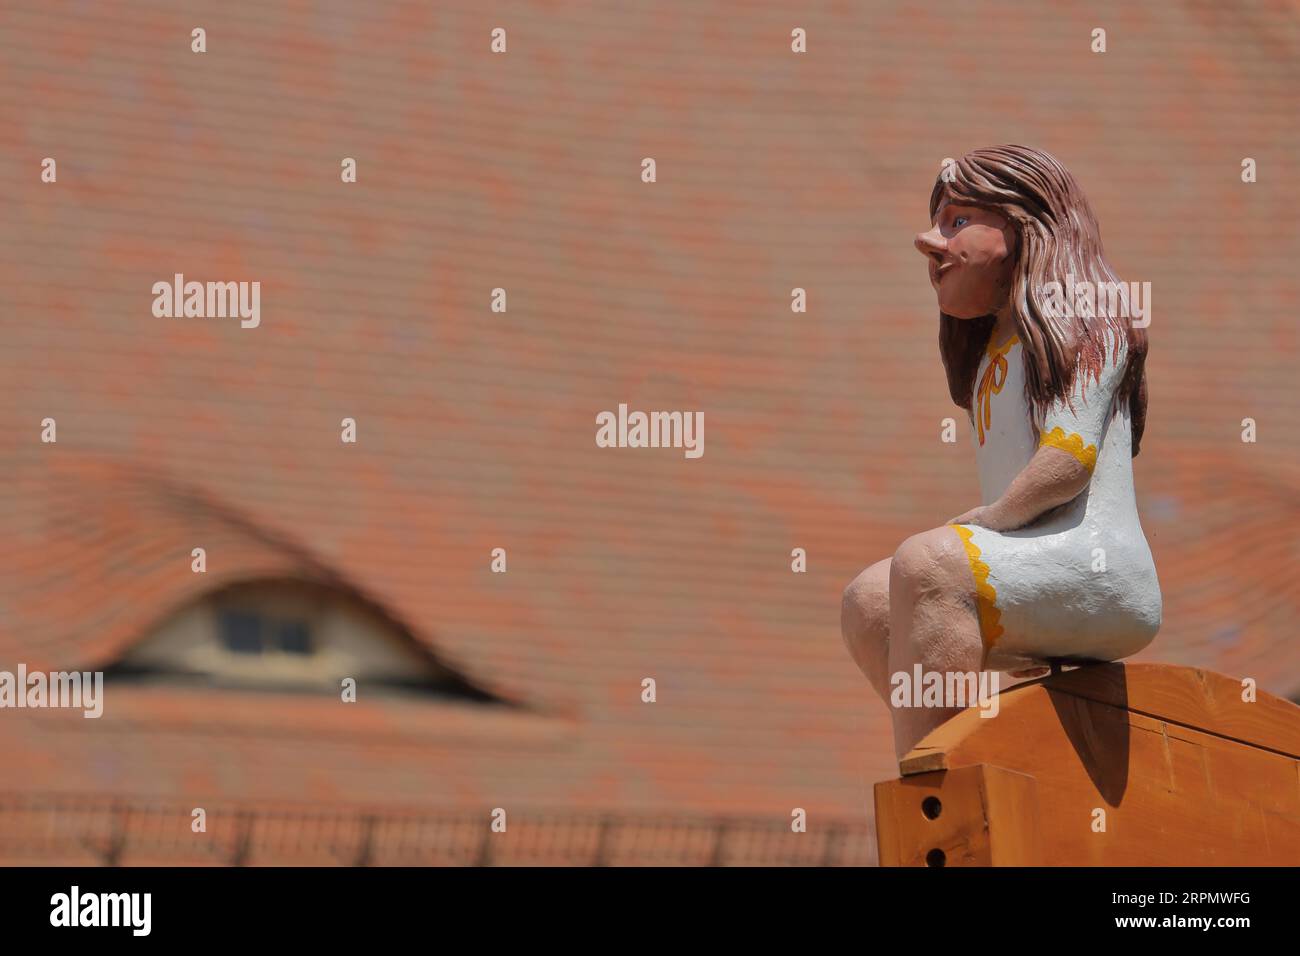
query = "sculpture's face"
xmin=915 ymin=197 xmax=1017 ymax=319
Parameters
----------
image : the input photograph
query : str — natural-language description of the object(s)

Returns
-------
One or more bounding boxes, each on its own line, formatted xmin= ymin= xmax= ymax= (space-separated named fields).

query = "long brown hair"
xmin=931 ymin=145 xmax=1149 ymax=454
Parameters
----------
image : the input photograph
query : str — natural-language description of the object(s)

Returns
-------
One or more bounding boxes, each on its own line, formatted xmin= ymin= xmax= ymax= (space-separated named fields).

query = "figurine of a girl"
xmin=841 ymin=145 xmax=1161 ymax=758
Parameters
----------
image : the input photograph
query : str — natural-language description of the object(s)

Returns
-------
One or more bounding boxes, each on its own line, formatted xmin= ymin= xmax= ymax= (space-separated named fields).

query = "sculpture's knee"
xmin=892 ymin=528 xmax=977 ymax=622
xmin=891 ymin=528 xmax=983 ymax=669
xmin=841 ymin=559 xmax=890 ymax=643
xmin=892 ymin=531 xmax=956 ymax=598
xmin=841 ymin=559 xmax=891 ymax=693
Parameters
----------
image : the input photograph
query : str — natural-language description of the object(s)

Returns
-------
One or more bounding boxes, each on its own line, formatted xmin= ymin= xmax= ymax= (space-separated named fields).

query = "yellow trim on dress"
xmin=1039 ymin=425 xmax=1097 ymax=472
xmin=974 ymin=335 xmax=1019 ymax=446
xmin=949 ymin=524 xmax=1004 ymax=651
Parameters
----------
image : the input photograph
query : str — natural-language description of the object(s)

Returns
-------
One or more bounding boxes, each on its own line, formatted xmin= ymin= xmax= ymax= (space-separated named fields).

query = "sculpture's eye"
xmin=953 ymin=216 xmax=970 ymax=228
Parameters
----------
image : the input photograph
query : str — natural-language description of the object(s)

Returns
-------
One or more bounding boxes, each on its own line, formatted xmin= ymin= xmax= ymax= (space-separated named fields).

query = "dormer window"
xmin=109 ymin=578 xmax=499 ymax=703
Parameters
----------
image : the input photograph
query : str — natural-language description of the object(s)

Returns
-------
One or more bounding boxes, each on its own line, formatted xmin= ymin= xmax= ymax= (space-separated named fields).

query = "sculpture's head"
xmin=915 ymin=181 xmax=1016 ymax=320
xmin=919 ymin=145 xmax=1149 ymax=455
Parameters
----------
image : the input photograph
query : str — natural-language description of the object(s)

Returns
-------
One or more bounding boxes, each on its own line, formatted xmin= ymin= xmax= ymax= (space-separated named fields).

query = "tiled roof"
xmin=0 ymin=0 xmax=1296 ymax=858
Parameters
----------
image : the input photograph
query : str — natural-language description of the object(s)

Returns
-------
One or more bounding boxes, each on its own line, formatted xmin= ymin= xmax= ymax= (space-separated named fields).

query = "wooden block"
xmin=879 ymin=663 xmax=1300 ymax=865
xmin=874 ymin=764 xmax=1040 ymax=866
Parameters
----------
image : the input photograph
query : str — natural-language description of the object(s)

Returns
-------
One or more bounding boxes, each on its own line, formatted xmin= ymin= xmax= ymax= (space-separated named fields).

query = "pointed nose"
xmin=914 ymin=225 xmax=946 ymax=262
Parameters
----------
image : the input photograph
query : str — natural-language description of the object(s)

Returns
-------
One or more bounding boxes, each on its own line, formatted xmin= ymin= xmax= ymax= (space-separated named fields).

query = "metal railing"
xmin=0 ymin=795 xmax=876 ymax=866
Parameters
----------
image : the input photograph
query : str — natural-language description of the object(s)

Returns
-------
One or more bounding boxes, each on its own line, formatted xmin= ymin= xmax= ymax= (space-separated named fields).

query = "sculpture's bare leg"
xmin=887 ymin=527 xmax=985 ymax=759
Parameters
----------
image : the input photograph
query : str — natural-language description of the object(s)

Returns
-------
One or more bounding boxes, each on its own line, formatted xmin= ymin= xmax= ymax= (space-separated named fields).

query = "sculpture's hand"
xmin=947 ymin=502 xmax=1026 ymax=532
xmin=947 ymin=505 xmax=994 ymax=528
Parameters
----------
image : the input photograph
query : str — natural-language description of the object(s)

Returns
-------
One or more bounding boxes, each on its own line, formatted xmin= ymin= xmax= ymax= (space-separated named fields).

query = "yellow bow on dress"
xmin=975 ymin=335 xmax=1018 ymax=446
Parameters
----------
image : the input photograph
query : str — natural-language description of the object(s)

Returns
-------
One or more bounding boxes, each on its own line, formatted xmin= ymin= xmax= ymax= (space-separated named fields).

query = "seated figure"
xmin=841 ymin=145 xmax=1161 ymax=758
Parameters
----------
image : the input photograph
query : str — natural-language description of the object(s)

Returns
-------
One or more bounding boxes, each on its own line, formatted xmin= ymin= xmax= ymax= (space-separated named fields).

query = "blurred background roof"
xmin=0 ymin=0 xmax=1296 ymax=863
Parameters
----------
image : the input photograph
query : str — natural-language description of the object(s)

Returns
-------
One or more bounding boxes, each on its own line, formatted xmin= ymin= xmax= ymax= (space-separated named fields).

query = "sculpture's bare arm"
xmin=948 ymin=445 xmax=1090 ymax=532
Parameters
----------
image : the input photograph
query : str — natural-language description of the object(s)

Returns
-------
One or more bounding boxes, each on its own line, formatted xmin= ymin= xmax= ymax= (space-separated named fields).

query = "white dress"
xmin=951 ymin=329 xmax=1162 ymax=672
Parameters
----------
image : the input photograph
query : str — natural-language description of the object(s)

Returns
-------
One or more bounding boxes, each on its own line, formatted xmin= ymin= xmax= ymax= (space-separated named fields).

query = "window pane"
xmin=220 ymin=610 xmax=262 ymax=654
xmin=277 ymin=620 xmax=313 ymax=655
